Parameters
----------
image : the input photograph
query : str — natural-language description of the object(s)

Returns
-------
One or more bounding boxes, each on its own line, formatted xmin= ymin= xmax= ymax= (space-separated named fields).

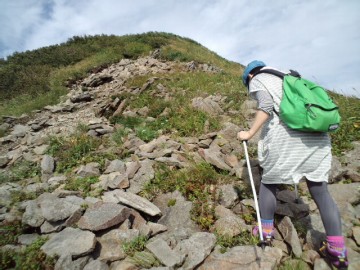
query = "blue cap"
xmin=242 ymin=60 xmax=266 ymax=86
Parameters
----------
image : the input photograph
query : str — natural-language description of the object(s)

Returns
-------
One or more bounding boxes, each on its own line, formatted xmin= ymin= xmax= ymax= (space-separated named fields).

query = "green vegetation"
xmin=330 ymin=93 xmax=360 ymax=155
xmin=0 ymin=160 xmax=41 ymax=184
xmin=141 ymin=162 xmax=236 ymax=230
xmin=122 ymin=235 xmax=149 ymax=257
xmin=128 ymin=251 xmax=161 ymax=268
xmin=0 ymin=221 xmax=25 ymax=246
xmin=278 ymin=259 xmax=309 ymax=270
xmin=63 ymin=176 xmax=100 ymax=197
xmin=0 ymin=237 xmax=56 ymax=270
xmin=216 ymin=231 xmax=258 ymax=253
xmin=46 ymin=125 xmax=116 ymax=173
xmin=0 ymin=32 xmax=239 ymax=118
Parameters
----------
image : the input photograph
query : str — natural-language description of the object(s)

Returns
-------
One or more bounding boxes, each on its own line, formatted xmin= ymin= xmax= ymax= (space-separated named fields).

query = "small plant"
xmin=216 ymin=231 xmax=258 ymax=253
xmin=47 ymin=131 xmax=102 ymax=172
xmin=64 ymin=176 xmax=99 ymax=197
xmin=278 ymin=259 xmax=309 ymax=270
xmin=0 ymin=237 xmax=56 ymax=270
xmin=167 ymin=199 xmax=177 ymax=207
xmin=10 ymin=190 xmax=38 ymax=206
xmin=0 ymin=221 xmax=25 ymax=246
xmin=128 ymin=251 xmax=161 ymax=268
xmin=1 ymin=160 xmax=41 ymax=183
xmin=122 ymin=235 xmax=149 ymax=257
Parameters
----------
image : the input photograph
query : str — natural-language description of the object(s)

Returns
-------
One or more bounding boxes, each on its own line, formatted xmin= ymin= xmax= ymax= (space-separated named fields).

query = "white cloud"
xmin=0 ymin=0 xmax=359 ymax=96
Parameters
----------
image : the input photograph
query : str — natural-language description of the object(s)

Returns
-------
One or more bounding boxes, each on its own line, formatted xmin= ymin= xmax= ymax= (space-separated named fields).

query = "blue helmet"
xmin=242 ymin=60 xmax=266 ymax=86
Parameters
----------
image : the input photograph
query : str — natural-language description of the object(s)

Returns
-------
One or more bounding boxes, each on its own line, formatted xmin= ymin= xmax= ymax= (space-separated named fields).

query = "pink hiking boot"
xmin=319 ymin=241 xmax=349 ymax=270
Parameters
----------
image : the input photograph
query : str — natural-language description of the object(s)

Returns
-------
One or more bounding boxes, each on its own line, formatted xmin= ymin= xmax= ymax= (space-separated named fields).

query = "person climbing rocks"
xmin=238 ymin=60 xmax=349 ymax=269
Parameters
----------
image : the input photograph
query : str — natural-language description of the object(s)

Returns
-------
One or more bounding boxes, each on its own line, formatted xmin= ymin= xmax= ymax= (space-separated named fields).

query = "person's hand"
xmin=237 ymin=131 xmax=252 ymax=141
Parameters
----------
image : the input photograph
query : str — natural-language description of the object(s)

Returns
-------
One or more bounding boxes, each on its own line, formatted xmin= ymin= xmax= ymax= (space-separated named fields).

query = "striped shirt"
xmin=249 ymin=69 xmax=331 ymax=184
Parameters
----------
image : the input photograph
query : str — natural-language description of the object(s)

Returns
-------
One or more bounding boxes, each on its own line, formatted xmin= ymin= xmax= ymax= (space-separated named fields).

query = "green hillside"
xmin=0 ymin=32 xmax=359 ymax=155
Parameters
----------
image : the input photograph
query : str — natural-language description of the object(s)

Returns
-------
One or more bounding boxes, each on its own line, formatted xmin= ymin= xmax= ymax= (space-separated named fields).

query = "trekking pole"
xmin=294 ymin=184 xmax=299 ymax=204
xmin=242 ymin=141 xmax=265 ymax=249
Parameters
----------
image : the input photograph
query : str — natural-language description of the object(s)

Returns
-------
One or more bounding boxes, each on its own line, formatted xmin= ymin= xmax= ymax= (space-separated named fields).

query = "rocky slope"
xmin=0 ymin=54 xmax=359 ymax=270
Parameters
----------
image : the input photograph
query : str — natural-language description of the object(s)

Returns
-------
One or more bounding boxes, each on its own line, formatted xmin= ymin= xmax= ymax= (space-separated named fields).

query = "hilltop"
xmin=0 ymin=33 xmax=359 ymax=269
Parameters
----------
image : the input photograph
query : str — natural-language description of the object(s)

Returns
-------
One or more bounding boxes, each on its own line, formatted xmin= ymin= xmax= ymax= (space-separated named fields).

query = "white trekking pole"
xmin=243 ymin=141 xmax=265 ymax=248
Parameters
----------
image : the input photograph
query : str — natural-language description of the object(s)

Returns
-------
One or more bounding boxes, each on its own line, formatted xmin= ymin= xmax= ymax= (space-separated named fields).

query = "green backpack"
xmin=253 ymin=69 xmax=341 ymax=132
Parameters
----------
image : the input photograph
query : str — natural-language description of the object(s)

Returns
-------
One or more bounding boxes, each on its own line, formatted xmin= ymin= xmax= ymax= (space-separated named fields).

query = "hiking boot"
xmin=319 ymin=241 xmax=349 ymax=270
xmin=252 ymin=226 xmax=274 ymax=246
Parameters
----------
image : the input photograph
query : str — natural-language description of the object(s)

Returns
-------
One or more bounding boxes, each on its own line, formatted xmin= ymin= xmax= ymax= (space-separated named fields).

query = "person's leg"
xmin=257 ymin=182 xmax=277 ymax=238
xmin=307 ymin=180 xmax=348 ymax=268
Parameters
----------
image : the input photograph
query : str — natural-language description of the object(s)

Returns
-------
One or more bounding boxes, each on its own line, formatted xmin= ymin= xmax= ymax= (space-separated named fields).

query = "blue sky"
xmin=1 ymin=0 xmax=359 ymax=97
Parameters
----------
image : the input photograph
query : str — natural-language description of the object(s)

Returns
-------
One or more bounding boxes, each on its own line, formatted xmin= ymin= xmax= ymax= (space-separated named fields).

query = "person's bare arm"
xmin=237 ymin=110 xmax=270 ymax=141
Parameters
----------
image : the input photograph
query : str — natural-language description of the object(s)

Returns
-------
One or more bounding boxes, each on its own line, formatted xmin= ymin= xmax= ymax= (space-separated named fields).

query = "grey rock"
xmin=146 ymin=238 xmax=185 ymax=267
xmin=301 ymin=250 xmax=321 ymax=265
xmin=96 ymin=228 xmax=139 ymax=262
xmin=22 ymin=200 xmax=45 ymax=227
xmin=83 ymin=259 xmax=109 ymax=270
xmin=198 ymin=146 xmax=232 ymax=171
xmin=76 ymin=162 xmax=100 ymax=177
xmin=11 ymin=124 xmax=30 ymax=137
xmin=213 ymin=205 xmax=248 ymax=237
xmin=0 ymin=155 xmax=10 ymax=167
xmin=41 ymin=227 xmax=96 ymax=258
xmin=278 ymin=216 xmax=302 ymax=258
xmin=55 ymin=255 xmax=90 ymax=270
xmin=192 ymin=96 xmax=223 ymax=116
xmin=40 ymin=220 xmax=66 ymax=233
xmin=17 ymin=233 xmax=41 ymax=245
xmin=128 ymin=159 xmax=155 ymax=194
xmin=174 ymin=232 xmax=216 ymax=270
xmin=40 ymin=193 xmax=83 ymax=222
xmin=125 ymin=160 xmax=141 ymax=179
xmin=0 ymin=183 xmax=21 ymax=207
xmin=99 ymin=172 xmax=129 ymax=190
xmin=154 ymin=191 xmax=199 ymax=235
xmin=218 ymin=184 xmax=239 ymax=208
xmin=48 ymin=175 xmax=67 ymax=187
xmin=70 ymin=92 xmax=93 ymax=103
xmin=306 ymin=229 xmax=326 ymax=250
xmin=101 ymin=189 xmax=161 ymax=216
xmin=33 ymin=145 xmax=49 ymax=155
xmin=352 ymin=226 xmax=360 ymax=246
xmin=104 ymin=159 xmax=126 ymax=174
xmin=77 ymin=201 xmax=130 ymax=231
xmin=41 ymin=155 xmax=55 ymax=174
xmin=198 ymin=245 xmax=282 ymax=270
xmin=275 ymin=202 xmax=310 ymax=218
xmin=277 ymin=189 xmax=297 ymax=203
xmin=313 ymin=258 xmax=332 ymax=270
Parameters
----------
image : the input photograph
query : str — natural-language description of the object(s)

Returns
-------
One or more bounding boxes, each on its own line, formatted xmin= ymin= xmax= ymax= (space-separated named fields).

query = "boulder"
xmin=77 ymin=202 xmax=130 ymax=231
xmin=41 ymin=227 xmax=96 ymax=258
xmin=198 ymin=245 xmax=282 ymax=270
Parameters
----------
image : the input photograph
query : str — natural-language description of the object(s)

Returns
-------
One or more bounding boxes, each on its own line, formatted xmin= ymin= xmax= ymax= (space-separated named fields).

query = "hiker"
xmin=238 ymin=60 xmax=348 ymax=269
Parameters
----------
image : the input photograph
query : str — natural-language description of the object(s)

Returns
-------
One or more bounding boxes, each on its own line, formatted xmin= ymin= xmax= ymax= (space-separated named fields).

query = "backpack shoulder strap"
xmin=252 ymin=68 xmax=301 ymax=79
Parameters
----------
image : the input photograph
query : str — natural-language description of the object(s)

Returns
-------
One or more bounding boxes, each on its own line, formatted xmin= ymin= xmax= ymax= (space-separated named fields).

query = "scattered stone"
xmin=198 ymin=245 xmax=282 ymax=270
xmin=39 ymin=193 xmax=83 ymax=222
xmin=146 ymin=238 xmax=185 ymax=267
xmin=353 ymin=226 xmax=360 ymax=246
xmin=96 ymin=228 xmax=140 ymax=262
xmin=101 ymin=189 xmax=161 ymax=216
xmin=174 ymin=232 xmax=216 ymax=270
xmin=76 ymin=162 xmax=100 ymax=177
xmin=218 ymin=184 xmax=239 ymax=208
xmin=278 ymin=216 xmax=302 ymax=258
xmin=17 ymin=233 xmax=41 ymax=245
xmin=77 ymin=201 xmax=130 ymax=231
xmin=83 ymin=259 xmax=109 ymax=270
xmin=41 ymin=155 xmax=55 ymax=174
xmin=41 ymin=227 xmax=96 ymax=258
